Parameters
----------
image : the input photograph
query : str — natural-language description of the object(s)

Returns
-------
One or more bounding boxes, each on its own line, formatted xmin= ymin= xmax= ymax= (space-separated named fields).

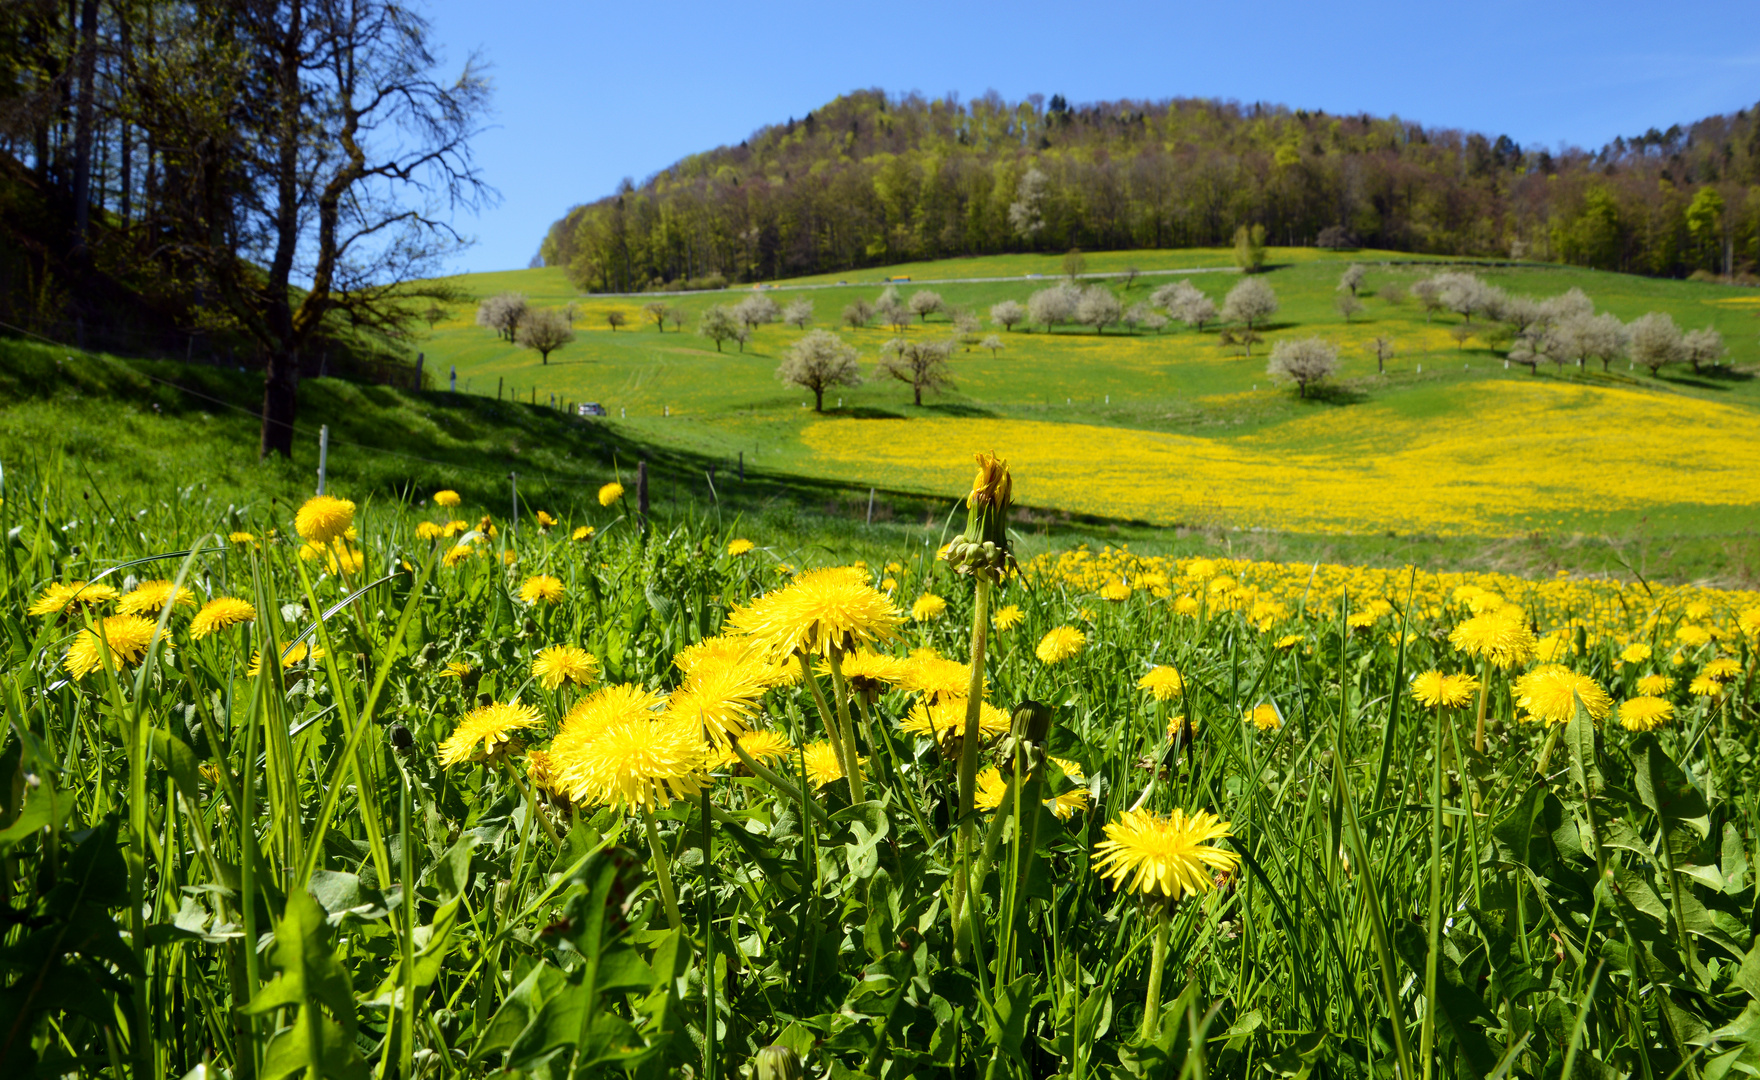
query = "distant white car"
xmin=577 ymin=402 xmax=607 ymax=417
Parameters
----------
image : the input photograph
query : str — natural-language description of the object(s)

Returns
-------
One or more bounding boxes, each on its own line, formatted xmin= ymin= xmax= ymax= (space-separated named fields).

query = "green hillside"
xmin=408 ymin=248 xmax=1760 ymax=580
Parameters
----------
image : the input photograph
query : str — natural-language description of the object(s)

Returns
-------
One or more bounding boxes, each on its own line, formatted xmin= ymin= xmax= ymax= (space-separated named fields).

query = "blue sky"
xmin=423 ymin=0 xmax=1760 ymax=274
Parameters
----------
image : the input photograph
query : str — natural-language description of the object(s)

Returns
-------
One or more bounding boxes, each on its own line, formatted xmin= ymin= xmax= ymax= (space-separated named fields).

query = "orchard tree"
xmin=1629 ymin=312 xmax=1685 ymax=375
xmin=734 ymin=294 xmax=780 ymax=330
xmin=990 ymin=300 xmax=1026 ymax=331
xmin=1337 ymin=264 xmax=1366 ymax=297
xmin=1221 ymin=277 xmax=1277 ymax=352
xmin=1335 ymin=295 xmax=1364 ymax=322
xmin=698 ymin=304 xmax=739 ymax=352
xmin=517 ymin=308 xmax=573 ymax=364
xmin=605 ymin=310 xmax=627 ymax=332
xmin=1028 ymin=282 xmax=1080 ymax=332
xmin=1267 ymin=337 xmax=1339 ymax=398
xmin=951 ymin=308 xmax=981 ymax=344
xmin=878 ymin=337 xmax=956 ymax=405
xmin=477 ymin=293 xmax=528 ymax=341
xmin=843 ymin=299 xmax=875 ymax=328
xmin=908 ymin=290 xmax=944 ymax=323
xmin=1683 ymin=326 xmax=1726 ymax=372
xmin=643 ymin=301 xmax=669 ymax=331
xmin=876 ymin=287 xmax=912 ymax=332
xmin=783 ymin=298 xmax=815 ymax=329
xmin=1062 ymin=249 xmax=1088 ymax=279
xmin=777 ymin=329 xmax=861 ymax=411
xmin=1410 ymin=279 xmax=1443 ymax=322
xmin=422 ymin=303 xmax=447 ymax=330
xmin=980 ymin=334 xmax=1005 ymax=356
xmin=1370 ymin=336 xmax=1394 ymax=374
xmin=1076 ymin=286 xmax=1123 ymax=334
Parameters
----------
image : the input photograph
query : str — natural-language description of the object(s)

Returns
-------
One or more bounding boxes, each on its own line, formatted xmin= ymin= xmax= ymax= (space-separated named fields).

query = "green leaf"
xmin=1632 ymin=735 xmax=1710 ymax=838
xmin=243 ymin=890 xmax=357 ymax=1027
xmin=1563 ymin=706 xmax=1601 ymax=802
xmin=1393 ymin=920 xmax=1499 ymax=1078
xmin=0 ymin=776 xmax=73 ymax=856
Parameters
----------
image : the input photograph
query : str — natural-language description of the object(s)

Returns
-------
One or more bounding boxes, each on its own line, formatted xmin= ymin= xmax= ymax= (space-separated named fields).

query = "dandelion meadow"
xmin=4 ymin=449 xmax=1758 ymax=1079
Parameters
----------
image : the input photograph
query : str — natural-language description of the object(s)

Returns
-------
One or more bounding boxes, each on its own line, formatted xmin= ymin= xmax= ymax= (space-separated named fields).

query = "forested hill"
xmin=541 ymin=89 xmax=1760 ymax=291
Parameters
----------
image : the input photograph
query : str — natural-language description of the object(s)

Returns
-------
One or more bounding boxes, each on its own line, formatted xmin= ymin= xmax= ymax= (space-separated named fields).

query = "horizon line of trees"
xmin=540 ymin=89 xmax=1760 ymax=294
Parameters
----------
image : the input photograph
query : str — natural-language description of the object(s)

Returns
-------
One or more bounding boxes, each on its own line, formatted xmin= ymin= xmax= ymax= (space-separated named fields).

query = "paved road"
xmin=587 ymin=264 xmax=1243 ymax=299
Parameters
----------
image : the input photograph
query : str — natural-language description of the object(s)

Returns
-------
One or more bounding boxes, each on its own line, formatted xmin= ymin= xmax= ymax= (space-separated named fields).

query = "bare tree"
xmin=980 ymin=334 xmax=1005 ymax=357
xmin=1221 ymin=277 xmax=1278 ymax=353
xmin=167 ymin=0 xmax=493 ymax=457
xmin=477 ymin=293 xmax=528 ymax=341
xmin=1449 ymin=323 xmax=1475 ymax=351
xmin=643 ymin=301 xmax=669 ymax=331
xmin=777 ymin=329 xmax=862 ymax=411
xmin=731 ymin=323 xmax=752 ymax=352
xmin=698 ymin=304 xmax=739 ymax=352
xmin=668 ymin=307 xmax=687 ymax=332
xmin=878 ymin=337 xmax=956 ymax=405
xmin=606 ymin=310 xmax=627 ymax=332
xmin=1335 ymin=295 xmax=1365 ymax=322
xmin=1267 ymin=337 xmax=1340 ymax=397
xmin=1370 ymin=336 xmax=1394 ymax=374
xmin=1121 ymin=265 xmax=1141 ymax=289
xmin=1062 ymin=249 xmax=1088 ymax=279
xmin=1337 ymin=264 xmax=1366 ymax=297
xmin=517 ymin=308 xmax=574 ymax=364
xmin=1076 ymin=286 xmax=1123 ymax=334
xmin=422 ymin=303 xmax=447 ymax=330
xmin=908 ymin=289 xmax=945 ymax=324
xmin=1028 ymin=282 xmax=1080 ymax=332
xmin=1629 ymin=312 xmax=1685 ymax=375
xmin=843 ymin=299 xmax=874 ymax=328
xmin=783 ymin=297 xmax=815 ymax=329
xmin=1682 ymin=326 xmax=1726 ymax=372
xmin=990 ymin=300 xmax=1027 ymax=332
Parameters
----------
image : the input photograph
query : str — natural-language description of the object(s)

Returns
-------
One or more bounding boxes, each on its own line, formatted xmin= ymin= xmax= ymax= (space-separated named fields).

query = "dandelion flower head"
xmin=295 ymin=495 xmax=356 ymax=544
xmin=190 ymin=597 xmax=257 ymax=640
xmin=64 ymin=614 xmax=161 ymax=679
xmin=911 ymin=593 xmax=948 ymax=621
xmin=898 ymin=650 xmax=977 ymax=700
xmin=1244 ymin=703 xmax=1282 ymax=731
xmin=117 ymin=579 xmax=197 ymax=617
xmin=1512 ymin=665 xmax=1612 ymax=726
xmin=1635 ymin=674 xmax=1674 ymax=695
xmin=1617 ymin=696 xmax=1674 ymax=732
xmin=727 ymin=538 xmax=755 ymax=556
xmin=532 ymin=644 xmax=598 ymax=690
xmin=28 ymin=580 xmax=117 ymax=616
xmin=598 ymin=482 xmax=625 ymax=507
xmin=553 ymin=716 xmax=713 ymax=813
xmin=438 ymin=701 xmax=542 ymax=767
xmin=725 ymin=566 xmax=902 ymax=661
xmin=801 ymin=741 xmax=851 ymax=789
xmin=716 ymin=728 xmax=794 ymax=769
xmin=1035 ymin=625 xmax=1086 ymax=664
xmin=900 ymin=697 xmax=1011 ymax=744
xmin=666 ymin=659 xmax=771 ymax=743
xmin=573 ymin=525 xmax=595 ymax=542
xmin=1091 ymin=808 xmax=1241 ymax=900
xmin=1702 ymin=656 xmax=1741 ymax=682
xmin=1100 ymin=581 xmax=1131 ymax=602
xmin=519 ymin=574 xmax=565 ymax=605
xmin=434 ymin=490 xmax=461 ymax=507
xmin=1410 ymin=671 xmax=1479 ymax=709
xmin=1448 ymin=609 xmax=1537 ymax=669
xmin=1138 ymin=666 xmax=1185 ymax=701
xmin=1620 ymin=643 xmax=1653 ymax=665
xmin=993 ymin=604 xmax=1024 ymax=631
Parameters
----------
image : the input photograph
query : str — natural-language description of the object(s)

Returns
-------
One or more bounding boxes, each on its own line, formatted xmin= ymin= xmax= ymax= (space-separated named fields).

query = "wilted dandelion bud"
xmin=754 ymin=1045 xmax=804 ymax=1080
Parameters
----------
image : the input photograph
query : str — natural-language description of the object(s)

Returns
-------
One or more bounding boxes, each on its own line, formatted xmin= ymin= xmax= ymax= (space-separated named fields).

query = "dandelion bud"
xmin=754 ymin=1045 xmax=804 ymax=1080
xmin=956 ymin=452 xmax=1013 ymax=581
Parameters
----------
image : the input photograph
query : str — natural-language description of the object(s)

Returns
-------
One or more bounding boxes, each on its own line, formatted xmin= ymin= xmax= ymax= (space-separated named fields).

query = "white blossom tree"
xmin=1267 ymin=337 xmax=1340 ymax=397
xmin=1076 ymin=286 xmax=1124 ymax=334
xmin=777 ymin=329 xmax=862 ymax=411
xmin=990 ymin=300 xmax=1027 ymax=331
xmin=783 ymin=298 xmax=815 ymax=329
xmin=516 ymin=308 xmax=573 ymax=364
xmin=1221 ymin=277 xmax=1278 ymax=353
xmin=1629 ymin=312 xmax=1685 ymax=376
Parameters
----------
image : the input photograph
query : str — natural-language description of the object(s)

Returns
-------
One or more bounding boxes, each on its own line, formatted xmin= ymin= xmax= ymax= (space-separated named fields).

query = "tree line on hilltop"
xmin=540 ymin=89 xmax=1760 ymax=293
xmin=479 ymin=261 xmax=1727 ymax=407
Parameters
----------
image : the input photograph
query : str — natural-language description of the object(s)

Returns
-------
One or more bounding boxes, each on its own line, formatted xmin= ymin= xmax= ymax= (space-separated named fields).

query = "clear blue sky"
xmin=422 ymin=0 xmax=1760 ymax=275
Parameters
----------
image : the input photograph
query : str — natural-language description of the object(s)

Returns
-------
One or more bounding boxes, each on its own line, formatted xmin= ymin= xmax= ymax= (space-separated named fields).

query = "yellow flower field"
xmin=800 ymin=380 xmax=1760 ymax=534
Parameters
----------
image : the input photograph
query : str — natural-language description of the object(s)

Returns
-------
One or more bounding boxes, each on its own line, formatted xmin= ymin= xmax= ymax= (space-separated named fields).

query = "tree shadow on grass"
xmin=919 ymin=402 xmax=998 ymax=418
xmin=842 ymin=406 xmax=906 ymax=420
xmin=1302 ymin=383 xmax=1371 ymax=406
xmin=1660 ymin=368 xmax=1753 ymax=391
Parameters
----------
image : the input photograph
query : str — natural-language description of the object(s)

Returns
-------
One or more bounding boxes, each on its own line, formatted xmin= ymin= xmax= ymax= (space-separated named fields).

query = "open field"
xmin=416 ymin=249 xmax=1760 ymax=556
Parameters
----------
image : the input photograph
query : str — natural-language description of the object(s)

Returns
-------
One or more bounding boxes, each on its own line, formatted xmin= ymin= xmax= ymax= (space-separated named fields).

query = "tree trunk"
xmin=260 ymin=352 xmax=298 ymax=459
xmin=814 ymin=387 xmax=823 ymax=411
xmin=69 ymin=0 xmax=100 ymax=253
xmin=914 ymin=383 xmax=922 ymax=406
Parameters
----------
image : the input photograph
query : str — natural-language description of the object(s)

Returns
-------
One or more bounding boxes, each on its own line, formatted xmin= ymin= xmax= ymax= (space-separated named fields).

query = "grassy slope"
xmin=412 ymin=249 xmax=1760 ymax=568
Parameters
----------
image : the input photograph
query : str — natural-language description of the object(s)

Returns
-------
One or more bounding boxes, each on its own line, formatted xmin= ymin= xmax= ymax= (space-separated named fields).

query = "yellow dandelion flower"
xmin=228 ymin=531 xmax=256 ymax=545
xmin=116 ymin=579 xmax=197 ymax=617
xmin=900 ymin=697 xmax=1011 ymax=744
xmin=325 ymin=544 xmax=364 ymax=576
xmin=532 ymin=644 xmax=598 ymax=690
xmin=442 ymin=519 xmax=470 ymax=537
xmin=525 ymin=749 xmax=559 ymax=795
xmin=573 ymin=525 xmax=595 ymax=541
xmin=1739 ymin=607 xmax=1760 ymax=639
xmin=674 ymin=636 xmax=749 ymax=676
xmin=434 ymin=489 xmax=461 ymax=507
xmin=911 ymin=593 xmax=948 ymax=621
xmin=1617 ymin=697 xmax=1674 ymax=732
xmin=974 ymin=767 xmax=1008 ymax=811
xmin=1534 ymin=634 xmax=1571 ymax=663
xmin=1688 ymin=673 xmax=1723 ymax=697
xmin=1675 ymin=624 xmax=1713 ymax=648
xmin=1050 ymin=755 xmax=1088 ymax=783
xmin=438 ymin=701 xmax=542 ymax=766
xmin=442 ymin=542 xmax=476 ymax=568
xmin=880 ymin=577 xmax=898 ymax=592
xmin=1244 ymin=703 xmax=1282 ymax=731
xmin=1702 ymin=656 xmax=1741 ymax=682
xmin=1138 ymin=666 xmax=1185 ymax=701
xmin=1635 ymin=673 xmax=1674 ymax=696
xmin=1035 ymin=625 xmax=1086 ymax=664
xmin=800 ymin=741 xmax=845 ymax=789
xmin=1045 ymin=787 xmax=1091 ymax=820
xmin=993 ymin=604 xmax=1024 ymax=631
xmin=725 ymin=567 xmax=903 ymax=661
xmin=727 ymin=538 xmax=756 ymax=556
xmin=415 ymin=521 xmax=444 ymax=540
xmin=553 ymin=715 xmax=713 ymax=813
xmin=536 ymin=510 xmax=558 ymax=529
xmin=1449 ymin=610 xmax=1537 ymax=670
xmin=64 ymin=614 xmax=161 ymax=679
xmin=1100 ymin=581 xmax=1132 ymax=602
xmin=1620 ymin=643 xmax=1653 ymax=664
xmin=1173 ymin=596 xmax=1201 ymax=617
xmin=898 ymin=650 xmax=978 ymax=700
xmin=598 ymin=482 xmax=625 ymax=507
xmin=667 ymin=660 xmax=770 ymax=743
xmin=295 ymin=495 xmax=355 ymax=544
xmin=245 ymin=642 xmax=324 ymax=677
xmin=556 ymin=684 xmax=668 ymax=750
xmin=519 ymin=574 xmax=565 ymax=605
xmin=1274 ymin=633 xmax=1303 ymax=650
xmin=1410 ymin=671 xmax=1479 ymax=709
xmin=826 ymin=649 xmax=911 ymax=692
xmin=1091 ymin=808 xmax=1241 ymax=900
xmin=440 ymin=661 xmax=473 ymax=678
xmin=1512 ymin=665 xmax=1612 ymax=726
xmin=28 ymin=580 xmax=118 ymax=616
xmin=716 ymin=728 xmax=794 ymax=769
xmin=189 ymin=597 xmax=256 ymax=640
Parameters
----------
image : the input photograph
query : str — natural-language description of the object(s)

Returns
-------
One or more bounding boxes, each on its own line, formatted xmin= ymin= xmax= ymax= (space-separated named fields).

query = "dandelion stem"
xmin=1142 ymin=904 xmax=1173 ymax=1039
xmin=825 ymin=649 xmax=867 ymax=802
xmin=1421 ymin=704 xmax=1444 ymax=1080
xmin=502 ymin=759 xmax=560 ymax=848
xmin=1473 ymin=658 xmax=1491 ymax=754
xmin=642 ymin=810 xmax=684 ymax=930
xmin=798 ymin=652 xmax=862 ymax=802
xmin=953 ymin=574 xmax=992 ymax=956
